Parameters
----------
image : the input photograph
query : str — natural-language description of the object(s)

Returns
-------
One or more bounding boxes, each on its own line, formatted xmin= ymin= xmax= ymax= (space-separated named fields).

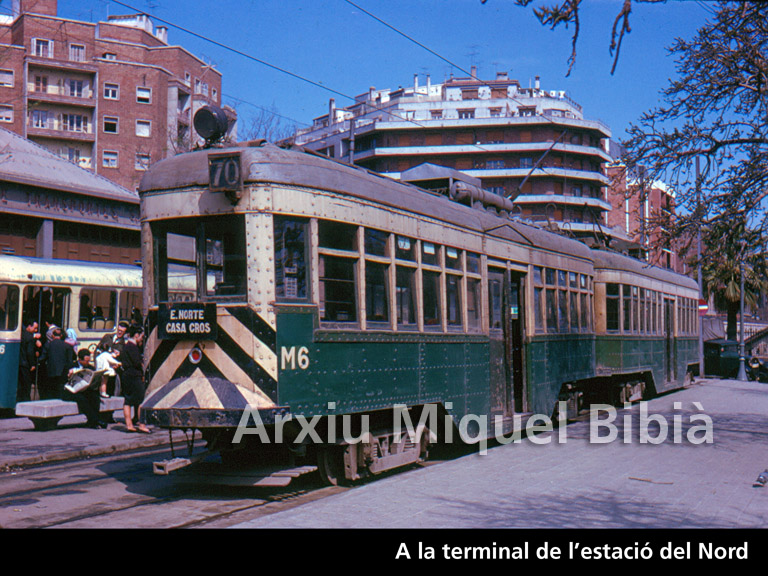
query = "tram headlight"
xmin=189 ymin=347 xmax=203 ymax=364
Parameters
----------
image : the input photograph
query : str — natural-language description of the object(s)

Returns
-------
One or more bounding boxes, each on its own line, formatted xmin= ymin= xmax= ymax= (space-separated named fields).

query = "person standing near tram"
xmin=17 ymin=318 xmax=41 ymax=402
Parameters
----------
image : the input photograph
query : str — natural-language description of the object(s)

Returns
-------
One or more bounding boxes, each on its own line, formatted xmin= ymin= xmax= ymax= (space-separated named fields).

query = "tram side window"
xmin=365 ymin=228 xmax=391 ymax=327
xmin=396 ymin=267 xmax=416 ymax=328
xmin=532 ymin=267 xmax=543 ymax=333
xmin=467 ymin=278 xmax=481 ymax=331
xmin=318 ymin=221 xmax=358 ymax=324
xmin=446 ymin=274 xmax=462 ymax=327
xmin=79 ymin=288 xmax=117 ymax=331
xmin=119 ymin=290 xmax=142 ymax=324
xmin=366 ymin=261 xmax=389 ymax=324
xmin=489 ymin=270 xmax=504 ymax=331
xmin=606 ymin=283 xmax=620 ymax=332
xmin=22 ymin=286 xmax=70 ymax=332
xmin=274 ymin=217 xmax=309 ymax=301
xmin=0 ymin=284 xmax=19 ymax=331
xmin=545 ymin=269 xmax=557 ymax=333
xmin=422 ymin=271 xmax=441 ymax=327
xmin=395 ymin=236 xmax=417 ymax=329
xmin=622 ymin=285 xmax=632 ymax=333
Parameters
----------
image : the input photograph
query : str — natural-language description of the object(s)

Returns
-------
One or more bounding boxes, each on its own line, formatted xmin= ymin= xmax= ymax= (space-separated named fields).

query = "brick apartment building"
xmin=289 ymin=69 xmax=614 ymax=243
xmin=0 ymin=0 xmax=222 ymax=190
xmin=605 ymin=161 xmax=686 ymax=274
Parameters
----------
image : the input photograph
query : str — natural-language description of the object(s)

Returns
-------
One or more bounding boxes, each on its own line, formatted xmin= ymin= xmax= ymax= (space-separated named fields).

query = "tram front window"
xmin=155 ymin=215 xmax=247 ymax=302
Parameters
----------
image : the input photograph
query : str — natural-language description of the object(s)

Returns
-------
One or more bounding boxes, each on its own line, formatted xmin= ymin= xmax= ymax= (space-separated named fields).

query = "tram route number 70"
xmin=281 ymin=346 xmax=309 ymax=370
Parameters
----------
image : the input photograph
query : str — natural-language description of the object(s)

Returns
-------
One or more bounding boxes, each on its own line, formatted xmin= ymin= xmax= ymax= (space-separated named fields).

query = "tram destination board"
xmin=158 ymin=302 xmax=217 ymax=340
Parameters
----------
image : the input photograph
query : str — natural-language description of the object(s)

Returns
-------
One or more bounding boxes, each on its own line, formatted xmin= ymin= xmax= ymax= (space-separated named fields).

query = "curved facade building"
xmin=291 ymin=70 xmax=612 ymax=237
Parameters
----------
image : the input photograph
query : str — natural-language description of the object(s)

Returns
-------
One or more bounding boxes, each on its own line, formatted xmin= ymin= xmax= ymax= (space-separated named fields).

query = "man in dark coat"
xmin=17 ymin=319 xmax=41 ymax=402
xmin=39 ymin=328 xmax=74 ymax=399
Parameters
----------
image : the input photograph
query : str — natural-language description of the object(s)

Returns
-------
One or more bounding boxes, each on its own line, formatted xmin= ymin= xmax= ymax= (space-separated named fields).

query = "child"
xmin=95 ymin=346 xmax=121 ymax=399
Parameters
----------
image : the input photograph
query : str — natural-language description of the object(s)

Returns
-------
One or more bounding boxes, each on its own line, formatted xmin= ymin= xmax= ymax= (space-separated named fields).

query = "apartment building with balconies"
xmin=0 ymin=0 xmax=222 ymax=190
xmin=290 ymin=68 xmax=613 ymax=239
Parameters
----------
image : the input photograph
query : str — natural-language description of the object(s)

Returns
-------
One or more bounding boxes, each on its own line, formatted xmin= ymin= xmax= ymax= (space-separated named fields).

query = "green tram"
xmin=139 ymin=140 xmax=699 ymax=484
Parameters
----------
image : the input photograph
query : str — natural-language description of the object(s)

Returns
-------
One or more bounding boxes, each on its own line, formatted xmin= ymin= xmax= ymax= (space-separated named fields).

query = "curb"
xmin=0 ymin=434 xmax=174 ymax=470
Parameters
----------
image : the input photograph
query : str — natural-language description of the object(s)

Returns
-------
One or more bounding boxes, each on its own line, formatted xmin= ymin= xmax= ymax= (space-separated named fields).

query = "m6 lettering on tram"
xmin=281 ymin=346 xmax=309 ymax=370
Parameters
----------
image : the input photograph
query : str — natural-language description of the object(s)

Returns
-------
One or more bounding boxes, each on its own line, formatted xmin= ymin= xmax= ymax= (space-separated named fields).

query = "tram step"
xmin=153 ymin=459 xmax=319 ymax=487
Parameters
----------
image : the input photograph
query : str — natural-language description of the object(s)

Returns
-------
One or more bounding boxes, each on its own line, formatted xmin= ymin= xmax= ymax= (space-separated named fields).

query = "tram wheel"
xmin=317 ymin=445 xmax=346 ymax=486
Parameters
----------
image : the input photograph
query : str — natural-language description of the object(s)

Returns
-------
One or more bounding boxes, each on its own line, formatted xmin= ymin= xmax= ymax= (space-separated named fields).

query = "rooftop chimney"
xmin=496 ymin=71 xmax=508 ymax=81
xmin=329 ymin=98 xmax=336 ymax=121
xmin=471 ymin=65 xmax=477 ymax=79
xmin=535 ymin=75 xmax=541 ymax=90
xmin=427 ymin=75 xmax=431 ymax=92
xmin=414 ymin=74 xmax=419 ymax=91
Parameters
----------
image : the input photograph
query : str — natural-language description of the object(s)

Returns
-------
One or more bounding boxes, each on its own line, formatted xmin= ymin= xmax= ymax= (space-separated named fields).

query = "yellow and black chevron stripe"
xmin=142 ymin=306 xmax=282 ymax=427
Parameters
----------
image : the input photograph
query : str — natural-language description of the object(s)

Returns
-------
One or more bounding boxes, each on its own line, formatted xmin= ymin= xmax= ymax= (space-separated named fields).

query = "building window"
xmin=184 ymin=72 xmax=191 ymax=86
xmin=103 ymin=116 xmax=118 ymax=133
xmin=136 ymin=86 xmax=151 ymax=104
xmin=430 ymin=110 xmax=442 ymax=120
xmin=0 ymin=69 xmax=13 ymax=87
xmin=32 ymin=38 xmax=53 ymax=58
xmin=104 ymin=83 xmax=119 ymax=100
xmin=103 ymin=150 xmax=118 ymax=168
xmin=103 ymin=52 xmax=117 ymax=60
xmin=490 ymin=107 xmax=502 ymax=117
xmin=31 ymin=110 xmax=50 ymax=129
xmin=62 ymin=114 xmax=88 ymax=133
xmin=0 ymin=105 xmax=12 ymax=123
xmin=520 ymin=157 xmax=533 ymax=169
xmin=212 ymin=88 xmax=217 ymax=102
xmin=136 ymin=120 xmax=151 ymax=137
xmin=458 ymin=109 xmax=475 ymax=119
xmin=69 ymin=44 xmax=85 ymax=62
xmin=195 ymin=78 xmax=201 ymax=94
xmin=519 ymin=107 xmax=536 ymax=117
xmin=68 ymin=79 xmax=84 ymax=98
xmin=135 ymin=153 xmax=151 ymax=171
xmin=34 ymin=75 xmax=48 ymax=93
xmin=486 ymin=160 xmax=505 ymax=170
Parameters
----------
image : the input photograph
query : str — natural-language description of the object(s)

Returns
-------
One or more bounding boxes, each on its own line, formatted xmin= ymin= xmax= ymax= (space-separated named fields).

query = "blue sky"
xmin=41 ymin=1 xmax=712 ymax=141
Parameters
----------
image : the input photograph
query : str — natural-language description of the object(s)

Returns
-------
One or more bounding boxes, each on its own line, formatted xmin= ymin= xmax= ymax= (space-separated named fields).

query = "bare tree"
xmin=234 ymin=102 xmax=298 ymax=144
xmin=481 ymin=0 xmax=665 ymax=76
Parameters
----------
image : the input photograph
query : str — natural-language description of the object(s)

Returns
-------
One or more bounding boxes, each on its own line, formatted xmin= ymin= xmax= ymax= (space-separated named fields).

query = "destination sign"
xmin=158 ymin=303 xmax=218 ymax=340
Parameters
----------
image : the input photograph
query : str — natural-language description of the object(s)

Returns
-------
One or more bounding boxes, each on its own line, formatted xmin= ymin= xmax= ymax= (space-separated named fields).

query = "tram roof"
xmin=139 ymin=142 xmax=594 ymax=262
xmin=0 ymin=126 xmax=137 ymax=203
xmin=591 ymin=249 xmax=698 ymax=290
xmin=0 ymin=255 xmax=142 ymax=287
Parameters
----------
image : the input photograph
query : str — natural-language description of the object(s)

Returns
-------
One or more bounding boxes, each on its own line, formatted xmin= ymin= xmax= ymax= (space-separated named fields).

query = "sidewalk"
xmin=0 ymin=410 xmax=190 ymax=470
xmin=232 ymin=378 xmax=768 ymax=529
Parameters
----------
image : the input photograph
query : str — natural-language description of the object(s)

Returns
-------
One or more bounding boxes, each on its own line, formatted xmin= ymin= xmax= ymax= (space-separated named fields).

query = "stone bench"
xmin=16 ymin=397 xmax=125 ymax=431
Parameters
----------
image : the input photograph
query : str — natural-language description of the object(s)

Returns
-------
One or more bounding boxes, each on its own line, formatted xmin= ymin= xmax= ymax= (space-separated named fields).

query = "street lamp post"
xmin=737 ymin=251 xmax=748 ymax=381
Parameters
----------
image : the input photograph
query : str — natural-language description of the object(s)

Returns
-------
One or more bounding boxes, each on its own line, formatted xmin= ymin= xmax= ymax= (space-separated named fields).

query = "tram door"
xmin=506 ymin=272 xmax=525 ymax=414
xmin=664 ymin=297 xmax=676 ymax=383
xmin=488 ymin=269 xmax=526 ymax=417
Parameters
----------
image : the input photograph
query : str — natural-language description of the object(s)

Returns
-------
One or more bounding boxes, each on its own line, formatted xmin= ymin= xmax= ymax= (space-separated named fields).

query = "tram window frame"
xmin=319 ymin=254 xmax=358 ymax=324
xmin=118 ymin=290 xmax=142 ymax=324
xmin=274 ymin=216 xmax=310 ymax=302
xmin=78 ymin=288 xmax=117 ymax=331
xmin=488 ymin=268 xmax=505 ymax=332
xmin=422 ymin=269 xmax=442 ymax=329
xmin=446 ymin=272 xmax=463 ymax=330
xmin=317 ymin=220 xmax=359 ymax=326
xmin=395 ymin=265 xmax=417 ymax=330
xmin=154 ymin=215 xmax=247 ymax=304
xmin=622 ymin=284 xmax=632 ymax=333
xmin=0 ymin=284 xmax=20 ymax=332
xmin=22 ymin=286 xmax=71 ymax=332
xmin=365 ymin=260 xmax=390 ymax=326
